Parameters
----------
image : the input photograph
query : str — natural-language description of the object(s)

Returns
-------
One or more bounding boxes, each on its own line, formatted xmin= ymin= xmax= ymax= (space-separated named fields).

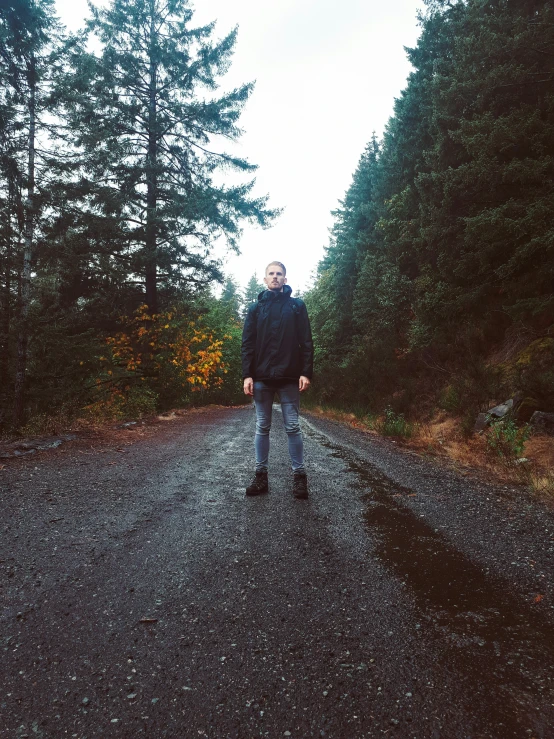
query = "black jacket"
xmin=241 ymin=285 xmax=313 ymax=381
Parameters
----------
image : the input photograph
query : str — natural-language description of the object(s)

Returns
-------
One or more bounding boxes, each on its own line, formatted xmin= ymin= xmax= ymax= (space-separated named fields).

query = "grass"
xmin=305 ymin=402 xmax=415 ymax=439
xmin=303 ymin=398 xmax=377 ymax=428
xmin=375 ymin=406 xmax=416 ymax=438
xmin=527 ymin=471 xmax=554 ymax=497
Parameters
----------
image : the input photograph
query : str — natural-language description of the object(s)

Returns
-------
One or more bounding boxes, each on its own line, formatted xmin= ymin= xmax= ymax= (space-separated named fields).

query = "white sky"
xmin=55 ymin=0 xmax=424 ymax=295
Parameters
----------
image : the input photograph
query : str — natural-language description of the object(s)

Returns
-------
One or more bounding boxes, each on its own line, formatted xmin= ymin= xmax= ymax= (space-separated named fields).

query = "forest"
xmin=2 ymin=0 xmax=554 ymax=447
xmin=0 ymin=0 xmax=269 ymax=432
xmin=306 ymin=0 xmax=554 ymax=440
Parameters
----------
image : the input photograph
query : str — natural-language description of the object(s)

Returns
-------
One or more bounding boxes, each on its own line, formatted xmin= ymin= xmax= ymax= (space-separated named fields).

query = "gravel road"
xmin=1 ymin=405 xmax=554 ymax=738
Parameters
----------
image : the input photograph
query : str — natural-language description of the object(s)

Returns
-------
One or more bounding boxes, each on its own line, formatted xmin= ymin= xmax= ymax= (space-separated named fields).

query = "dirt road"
xmin=2 ymin=406 xmax=554 ymax=738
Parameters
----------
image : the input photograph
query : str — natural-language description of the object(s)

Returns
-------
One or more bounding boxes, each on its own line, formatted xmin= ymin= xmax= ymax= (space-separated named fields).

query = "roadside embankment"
xmin=304 ymin=404 xmax=554 ymax=499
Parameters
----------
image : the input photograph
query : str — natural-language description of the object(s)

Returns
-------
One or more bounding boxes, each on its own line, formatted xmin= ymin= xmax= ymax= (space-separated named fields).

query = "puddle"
xmin=316 ymin=432 xmax=554 ymax=736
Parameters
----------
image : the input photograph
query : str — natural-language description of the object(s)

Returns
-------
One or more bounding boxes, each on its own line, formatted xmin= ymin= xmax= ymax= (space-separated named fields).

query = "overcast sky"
xmin=55 ymin=0 xmax=424 ymax=294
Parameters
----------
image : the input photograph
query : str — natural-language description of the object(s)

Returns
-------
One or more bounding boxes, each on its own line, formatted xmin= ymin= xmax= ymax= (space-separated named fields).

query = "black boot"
xmin=246 ymin=471 xmax=269 ymax=496
xmin=292 ymin=471 xmax=308 ymax=499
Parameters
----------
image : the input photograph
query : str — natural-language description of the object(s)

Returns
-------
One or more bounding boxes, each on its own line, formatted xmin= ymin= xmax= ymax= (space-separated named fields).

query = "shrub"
xmin=460 ymin=409 xmax=477 ymax=438
xmin=17 ymin=405 xmax=79 ymax=437
xmin=85 ymin=304 xmax=231 ymax=415
xmin=377 ymin=406 xmax=415 ymax=438
xmin=439 ymin=385 xmax=462 ymax=414
xmin=84 ymin=385 xmax=158 ymax=423
xmin=486 ymin=420 xmax=530 ymax=462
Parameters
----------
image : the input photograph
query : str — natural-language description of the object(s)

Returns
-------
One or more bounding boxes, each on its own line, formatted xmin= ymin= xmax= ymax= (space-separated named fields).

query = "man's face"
xmin=264 ymin=265 xmax=287 ymax=292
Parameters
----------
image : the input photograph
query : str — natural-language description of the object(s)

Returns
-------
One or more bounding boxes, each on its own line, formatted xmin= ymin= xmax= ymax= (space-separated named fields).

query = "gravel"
xmin=1 ymin=405 xmax=553 ymax=738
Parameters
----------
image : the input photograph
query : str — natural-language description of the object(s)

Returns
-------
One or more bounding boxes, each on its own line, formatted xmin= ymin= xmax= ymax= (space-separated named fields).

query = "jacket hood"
xmin=258 ymin=284 xmax=293 ymax=302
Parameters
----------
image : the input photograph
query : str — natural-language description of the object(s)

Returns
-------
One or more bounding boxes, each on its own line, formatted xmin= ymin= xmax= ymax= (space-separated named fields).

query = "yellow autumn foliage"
xmin=102 ymin=304 xmax=228 ymax=391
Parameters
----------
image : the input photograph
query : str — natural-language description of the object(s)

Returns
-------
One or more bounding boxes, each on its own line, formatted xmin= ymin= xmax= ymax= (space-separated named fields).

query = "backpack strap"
xmin=252 ymin=296 xmax=301 ymax=319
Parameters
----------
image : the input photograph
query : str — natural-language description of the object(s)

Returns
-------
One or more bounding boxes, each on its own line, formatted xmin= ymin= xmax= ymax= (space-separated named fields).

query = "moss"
xmin=515 ymin=337 xmax=554 ymax=368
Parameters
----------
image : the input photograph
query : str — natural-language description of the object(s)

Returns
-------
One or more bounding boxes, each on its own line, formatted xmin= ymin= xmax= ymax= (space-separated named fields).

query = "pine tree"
xmin=242 ymin=273 xmax=263 ymax=313
xmin=0 ymin=77 xmax=22 ymax=403
xmin=71 ymin=0 xmax=277 ymax=314
xmin=312 ymin=135 xmax=382 ymax=359
xmin=0 ymin=0 xmax=64 ymax=426
xmin=220 ymin=277 xmax=241 ymax=322
xmin=309 ymin=0 xmax=554 ymax=414
xmin=415 ymin=0 xmax=554 ymax=345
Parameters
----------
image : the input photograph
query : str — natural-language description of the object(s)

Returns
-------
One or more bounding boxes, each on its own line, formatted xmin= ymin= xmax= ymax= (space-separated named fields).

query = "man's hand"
xmin=299 ymin=376 xmax=311 ymax=392
xmin=243 ymin=377 xmax=254 ymax=396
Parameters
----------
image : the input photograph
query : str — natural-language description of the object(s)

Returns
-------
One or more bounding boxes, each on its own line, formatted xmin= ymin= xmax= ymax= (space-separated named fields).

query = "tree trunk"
xmin=0 ymin=188 xmax=14 ymax=394
xmin=13 ymin=55 xmax=36 ymax=427
xmin=145 ymin=3 xmax=158 ymax=315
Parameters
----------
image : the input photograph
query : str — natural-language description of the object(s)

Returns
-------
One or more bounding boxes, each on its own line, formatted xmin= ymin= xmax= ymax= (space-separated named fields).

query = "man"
xmin=241 ymin=261 xmax=313 ymax=499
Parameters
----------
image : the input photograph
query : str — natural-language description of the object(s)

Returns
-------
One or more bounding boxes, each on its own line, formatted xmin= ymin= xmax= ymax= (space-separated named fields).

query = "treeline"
xmin=307 ymin=0 xmax=554 ymax=426
xmin=0 ymin=0 xmax=272 ymax=430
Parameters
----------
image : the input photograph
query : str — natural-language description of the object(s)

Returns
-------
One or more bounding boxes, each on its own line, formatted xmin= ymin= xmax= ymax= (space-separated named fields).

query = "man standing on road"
xmin=241 ymin=261 xmax=313 ymax=499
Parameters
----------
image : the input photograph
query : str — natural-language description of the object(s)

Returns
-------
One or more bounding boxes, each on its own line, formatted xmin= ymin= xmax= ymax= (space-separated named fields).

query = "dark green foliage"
xmin=196 ymin=290 xmax=245 ymax=407
xmin=0 ymin=0 xmax=67 ymax=425
xmin=220 ymin=278 xmax=242 ymax=322
xmin=308 ymin=0 xmax=554 ymax=420
xmin=242 ymin=274 xmax=264 ymax=317
xmin=0 ymin=0 xmax=274 ymax=429
xmin=511 ymin=338 xmax=554 ymax=412
xmin=377 ymin=406 xmax=415 ymax=438
xmin=66 ymin=0 xmax=276 ymax=314
xmin=413 ymin=0 xmax=554 ymax=344
xmin=487 ymin=420 xmax=531 ymax=462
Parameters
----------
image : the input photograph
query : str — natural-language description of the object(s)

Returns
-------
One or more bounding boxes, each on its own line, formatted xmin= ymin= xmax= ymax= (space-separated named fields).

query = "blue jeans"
xmin=253 ymin=380 xmax=305 ymax=473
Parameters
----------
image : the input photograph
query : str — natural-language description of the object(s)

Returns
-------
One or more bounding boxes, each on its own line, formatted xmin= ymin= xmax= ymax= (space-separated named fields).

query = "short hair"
xmin=265 ymin=261 xmax=286 ymax=275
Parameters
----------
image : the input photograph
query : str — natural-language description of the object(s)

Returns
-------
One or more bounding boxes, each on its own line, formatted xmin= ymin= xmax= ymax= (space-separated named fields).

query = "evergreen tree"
xmin=220 ymin=276 xmax=241 ymax=322
xmin=415 ymin=0 xmax=554 ymax=346
xmin=309 ymin=0 xmax=554 ymax=415
xmin=242 ymin=273 xmax=263 ymax=314
xmin=70 ymin=0 xmax=277 ymax=314
xmin=311 ymin=135 xmax=382 ymax=363
xmin=365 ymin=8 xmax=453 ymax=361
xmin=0 ymin=73 xmax=22 ymax=402
xmin=0 ymin=0 xmax=65 ymax=425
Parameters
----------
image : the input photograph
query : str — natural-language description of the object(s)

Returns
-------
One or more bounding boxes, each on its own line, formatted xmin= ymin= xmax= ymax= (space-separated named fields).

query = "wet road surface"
xmin=1 ymin=406 xmax=554 ymax=738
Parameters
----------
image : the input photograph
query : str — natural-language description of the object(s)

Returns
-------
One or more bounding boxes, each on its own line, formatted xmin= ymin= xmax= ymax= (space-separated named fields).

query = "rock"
xmin=0 ymin=447 xmax=37 ymax=458
xmin=514 ymin=397 xmax=541 ymax=424
xmin=473 ymin=413 xmax=489 ymax=433
xmin=157 ymin=412 xmax=177 ymax=421
xmin=0 ymin=434 xmax=77 ymax=459
xmin=474 ymin=398 xmax=518 ymax=433
xmin=530 ymin=411 xmax=554 ymax=435
xmin=488 ymin=399 xmax=514 ymax=419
